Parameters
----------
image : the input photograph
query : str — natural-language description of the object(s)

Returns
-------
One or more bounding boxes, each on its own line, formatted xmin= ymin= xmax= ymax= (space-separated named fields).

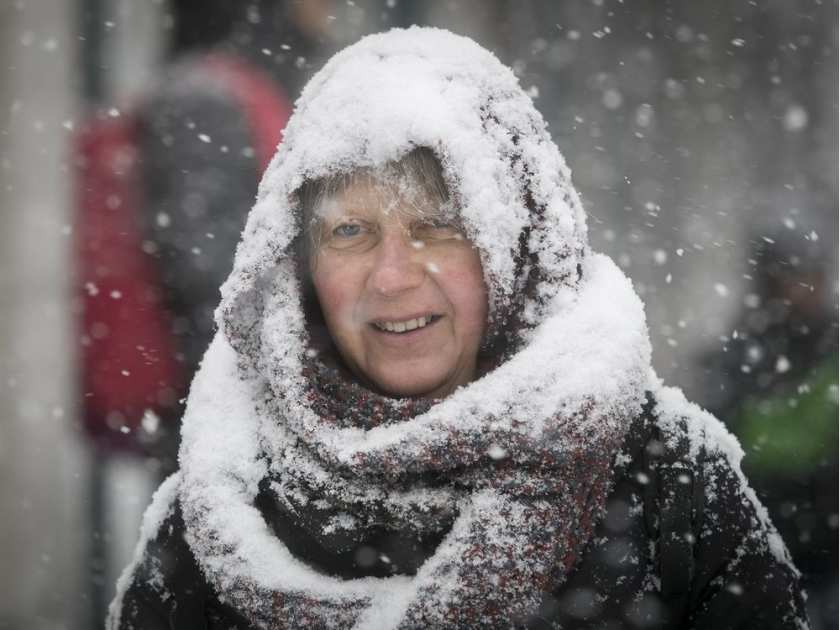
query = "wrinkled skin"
xmin=310 ymin=178 xmax=487 ymax=399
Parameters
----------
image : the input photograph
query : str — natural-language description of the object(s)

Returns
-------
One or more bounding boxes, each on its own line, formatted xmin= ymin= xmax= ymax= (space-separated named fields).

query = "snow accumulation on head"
xmin=219 ymin=25 xmax=587 ymax=333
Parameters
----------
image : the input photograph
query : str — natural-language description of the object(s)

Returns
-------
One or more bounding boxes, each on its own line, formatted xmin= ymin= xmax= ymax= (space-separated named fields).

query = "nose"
xmin=367 ymin=227 xmax=426 ymax=297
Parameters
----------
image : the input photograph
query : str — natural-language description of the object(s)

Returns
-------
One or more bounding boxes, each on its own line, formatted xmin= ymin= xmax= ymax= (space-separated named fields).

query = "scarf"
xmin=178 ymin=253 xmax=651 ymax=629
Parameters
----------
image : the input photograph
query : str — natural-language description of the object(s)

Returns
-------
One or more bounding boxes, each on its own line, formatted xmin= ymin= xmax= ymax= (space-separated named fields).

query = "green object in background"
xmin=737 ymin=356 xmax=839 ymax=476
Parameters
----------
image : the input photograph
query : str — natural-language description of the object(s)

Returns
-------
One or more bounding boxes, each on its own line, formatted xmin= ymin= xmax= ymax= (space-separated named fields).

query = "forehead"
xmin=315 ymin=174 xmax=446 ymax=221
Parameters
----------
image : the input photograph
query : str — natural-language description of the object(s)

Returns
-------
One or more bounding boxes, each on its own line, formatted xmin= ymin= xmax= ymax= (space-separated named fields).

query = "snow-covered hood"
xmin=218 ymin=26 xmax=589 ymax=356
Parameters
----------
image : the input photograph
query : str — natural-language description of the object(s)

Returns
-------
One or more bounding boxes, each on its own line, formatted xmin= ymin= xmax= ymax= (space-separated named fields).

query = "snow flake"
xmin=635 ymin=104 xmax=654 ymax=128
xmin=141 ymin=409 xmax=161 ymax=434
xmin=783 ymin=105 xmax=808 ymax=132
xmin=653 ymin=249 xmax=667 ymax=265
xmin=602 ymin=89 xmax=623 ymax=110
xmin=486 ymin=444 xmax=508 ymax=460
xmin=675 ymin=25 xmax=694 ymax=43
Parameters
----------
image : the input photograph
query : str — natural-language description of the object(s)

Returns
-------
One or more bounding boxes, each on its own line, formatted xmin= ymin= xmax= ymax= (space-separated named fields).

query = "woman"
xmin=108 ymin=28 xmax=807 ymax=629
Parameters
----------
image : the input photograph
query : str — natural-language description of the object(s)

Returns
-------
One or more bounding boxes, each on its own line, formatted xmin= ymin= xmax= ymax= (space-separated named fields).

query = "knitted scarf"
xmin=177 ymin=253 xmax=650 ymax=629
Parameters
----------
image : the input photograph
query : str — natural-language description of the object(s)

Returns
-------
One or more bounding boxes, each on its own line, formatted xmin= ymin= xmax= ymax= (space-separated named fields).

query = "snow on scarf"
xmin=176 ymin=27 xmax=652 ymax=628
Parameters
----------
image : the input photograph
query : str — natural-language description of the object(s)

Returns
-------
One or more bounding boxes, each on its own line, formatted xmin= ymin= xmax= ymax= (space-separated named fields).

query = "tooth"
xmin=405 ymin=318 xmax=418 ymax=331
xmin=417 ymin=316 xmax=426 ymax=328
xmin=386 ymin=322 xmax=395 ymax=332
xmin=394 ymin=321 xmax=406 ymax=333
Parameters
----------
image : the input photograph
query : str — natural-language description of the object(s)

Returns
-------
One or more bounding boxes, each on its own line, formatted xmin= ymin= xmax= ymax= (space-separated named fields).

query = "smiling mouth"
xmin=371 ymin=314 xmax=442 ymax=334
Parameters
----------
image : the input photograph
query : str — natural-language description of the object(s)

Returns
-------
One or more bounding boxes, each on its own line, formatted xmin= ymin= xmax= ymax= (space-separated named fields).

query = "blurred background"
xmin=0 ymin=1 xmax=836 ymax=628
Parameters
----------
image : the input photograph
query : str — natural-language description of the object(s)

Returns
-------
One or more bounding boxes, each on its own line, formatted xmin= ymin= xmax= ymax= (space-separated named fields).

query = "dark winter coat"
xmin=111 ymin=398 xmax=807 ymax=629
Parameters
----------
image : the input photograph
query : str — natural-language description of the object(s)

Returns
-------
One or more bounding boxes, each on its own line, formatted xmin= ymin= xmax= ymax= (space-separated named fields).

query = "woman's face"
xmin=310 ymin=178 xmax=487 ymax=399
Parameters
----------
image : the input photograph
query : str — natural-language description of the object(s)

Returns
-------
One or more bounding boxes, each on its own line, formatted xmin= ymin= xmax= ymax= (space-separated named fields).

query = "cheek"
xmin=312 ymin=266 xmax=357 ymax=329
xmin=439 ymin=256 xmax=488 ymax=335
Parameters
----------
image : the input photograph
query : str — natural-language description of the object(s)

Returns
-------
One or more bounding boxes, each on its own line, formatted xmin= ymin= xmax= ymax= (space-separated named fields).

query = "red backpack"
xmin=75 ymin=54 xmax=291 ymax=451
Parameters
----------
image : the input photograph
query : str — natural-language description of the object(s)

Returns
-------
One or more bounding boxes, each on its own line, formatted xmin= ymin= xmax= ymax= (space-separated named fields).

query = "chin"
xmin=372 ymin=371 xmax=452 ymax=399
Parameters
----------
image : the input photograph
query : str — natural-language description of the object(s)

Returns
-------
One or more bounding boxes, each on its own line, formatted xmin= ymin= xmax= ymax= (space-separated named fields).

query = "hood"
xmin=218 ymin=26 xmax=589 ymax=365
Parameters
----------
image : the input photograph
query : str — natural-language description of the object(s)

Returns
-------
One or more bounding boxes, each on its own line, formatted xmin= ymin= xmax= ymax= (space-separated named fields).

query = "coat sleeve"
xmin=686 ymin=437 xmax=809 ymax=629
xmin=107 ymin=475 xmax=209 ymax=630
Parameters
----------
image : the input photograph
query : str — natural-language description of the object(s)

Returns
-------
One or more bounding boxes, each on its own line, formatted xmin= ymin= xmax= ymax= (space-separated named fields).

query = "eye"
xmin=411 ymin=218 xmax=465 ymax=242
xmin=333 ymin=223 xmax=363 ymax=238
xmin=323 ymin=218 xmax=377 ymax=252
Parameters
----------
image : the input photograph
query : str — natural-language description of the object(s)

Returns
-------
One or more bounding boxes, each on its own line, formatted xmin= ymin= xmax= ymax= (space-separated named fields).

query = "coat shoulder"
xmin=107 ymin=473 xmax=208 ymax=630
xmin=648 ymin=386 xmax=809 ymax=629
xmin=651 ymin=384 xmax=744 ymax=470
xmin=650 ymin=384 xmax=796 ymax=570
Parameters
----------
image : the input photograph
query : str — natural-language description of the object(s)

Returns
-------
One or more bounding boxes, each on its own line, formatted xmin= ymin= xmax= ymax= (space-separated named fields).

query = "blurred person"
xmin=77 ymin=0 xmax=336 ymax=471
xmin=698 ymin=227 xmax=838 ymax=627
xmin=129 ymin=0 xmax=337 ymax=469
xmin=108 ymin=28 xmax=806 ymax=629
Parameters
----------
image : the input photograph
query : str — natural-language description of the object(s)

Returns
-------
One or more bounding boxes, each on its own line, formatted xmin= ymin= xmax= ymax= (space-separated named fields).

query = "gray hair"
xmin=296 ymin=146 xmax=453 ymax=257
